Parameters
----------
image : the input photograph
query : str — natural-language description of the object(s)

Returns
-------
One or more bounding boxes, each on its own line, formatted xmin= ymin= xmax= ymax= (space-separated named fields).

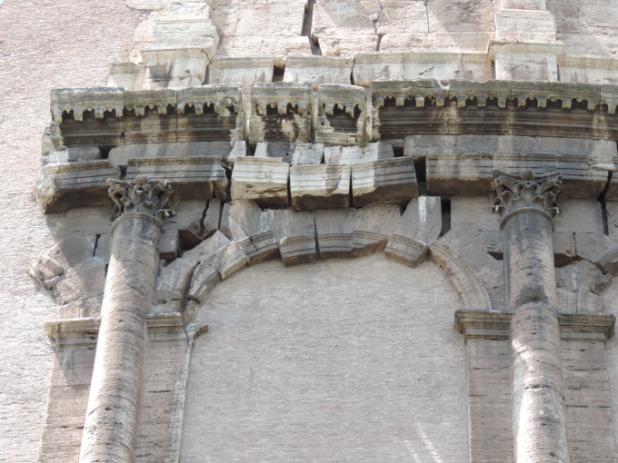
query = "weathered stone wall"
xmin=0 ymin=1 xmax=140 ymax=461
xmin=182 ymin=255 xmax=470 ymax=462
xmin=4 ymin=0 xmax=618 ymax=461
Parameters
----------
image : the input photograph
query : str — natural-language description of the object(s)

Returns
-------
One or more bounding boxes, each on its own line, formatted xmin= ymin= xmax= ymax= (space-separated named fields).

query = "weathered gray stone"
xmin=351 ymin=157 xmax=418 ymax=207
xmin=231 ymin=157 xmax=289 ymax=207
xmin=290 ymin=164 xmax=350 ymax=210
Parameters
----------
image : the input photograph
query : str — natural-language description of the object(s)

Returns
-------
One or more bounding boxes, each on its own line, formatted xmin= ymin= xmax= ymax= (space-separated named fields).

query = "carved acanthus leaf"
xmin=492 ymin=169 xmax=562 ymax=216
xmin=107 ymin=176 xmax=175 ymax=219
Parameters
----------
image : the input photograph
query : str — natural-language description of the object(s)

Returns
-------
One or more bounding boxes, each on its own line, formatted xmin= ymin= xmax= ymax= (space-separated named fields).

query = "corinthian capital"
xmin=492 ymin=170 xmax=561 ymax=217
xmin=107 ymin=177 xmax=175 ymax=220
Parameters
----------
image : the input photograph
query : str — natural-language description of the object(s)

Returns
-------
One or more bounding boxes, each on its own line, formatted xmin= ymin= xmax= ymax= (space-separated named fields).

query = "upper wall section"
xmin=116 ymin=0 xmax=618 ymax=89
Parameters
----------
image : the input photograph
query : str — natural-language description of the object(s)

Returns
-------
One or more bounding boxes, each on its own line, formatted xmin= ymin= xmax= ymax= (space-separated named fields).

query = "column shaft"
xmin=79 ymin=178 xmax=172 ymax=463
xmin=494 ymin=171 xmax=569 ymax=463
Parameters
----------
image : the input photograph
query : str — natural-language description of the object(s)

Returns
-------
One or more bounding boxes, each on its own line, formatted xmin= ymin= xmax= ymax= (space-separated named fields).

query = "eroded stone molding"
xmin=108 ymin=176 xmax=174 ymax=218
xmin=492 ymin=169 xmax=561 ymax=228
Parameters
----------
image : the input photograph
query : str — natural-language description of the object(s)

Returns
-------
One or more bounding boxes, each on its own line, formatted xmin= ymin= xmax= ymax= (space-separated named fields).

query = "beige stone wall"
xmin=0 ymin=1 xmax=140 ymax=461
xmin=182 ymin=255 xmax=470 ymax=462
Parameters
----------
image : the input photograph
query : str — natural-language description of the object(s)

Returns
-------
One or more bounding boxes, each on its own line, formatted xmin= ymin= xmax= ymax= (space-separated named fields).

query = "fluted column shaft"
xmin=494 ymin=171 xmax=569 ymax=463
xmin=79 ymin=178 xmax=173 ymax=463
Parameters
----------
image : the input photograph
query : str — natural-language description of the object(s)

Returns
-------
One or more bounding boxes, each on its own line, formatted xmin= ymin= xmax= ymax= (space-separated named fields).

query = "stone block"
xmin=254 ymin=141 xmax=294 ymax=162
xmin=158 ymin=229 xmax=180 ymax=261
xmin=66 ymin=146 xmax=101 ymax=162
xmin=353 ymin=52 xmax=492 ymax=87
xmin=290 ymin=164 xmax=351 ymax=210
xmin=284 ymin=57 xmax=353 ymax=84
xmin=315 ymin=31 xmax=379 ymax=58
xmin=208 ymin=57 xmax=274 ymax=85
xmin=215 ymin=35 xmax=313 ymax=60
xmin=324 ymin=142 xmax=394 ymax=165
xmin=490 ymin=42 xmax=561 ymax=81
xmin=376 ymin=0 xmax=428 ymax=35
xmin=231 ymin=157 xmax=289 ymax=207
xmin=109 ymin=141 xmax=244 ymax=167
xmin=125 ymin=156 xmax=228 ymax=200
xmin=315 ymin=84 xmax=366 ymax=145
xmin=384 ymin=234 xmax=428 ymax=267
xmin=107 ymin=62 xmax=140 ymax=90
xmin=559 ymin=57 xmax=618 ymax=85
xmin=351 ymin=157 xmax=418 ymax=207
xmin=291 ymin=143 xmax=324 ymax=165
xmin=159 ymin=231 xmax=231 ymax=308
xmin=211 ymin=0 xmax=306 ymax=37
xmin=248 ymin=84 xmax=312 ymax=144
xmin=495 ymin=9 xmax=557 ymax=43
xmin=405 ymin=135 xmax=614 ymax=198
xmin=350 ymin=203 xmax=401 ymax=255
xmin=262 ymin=209 xmax=317 ymax=265
xmin=426 ymin=0 xmax=496 ymax=34
xmin=314 ymin=208 xmax=355 ymax=258
xmin=378 ymin=32 xmax=492 ymax=54
xmin=36 ymin=160 xmax=120 ymax=213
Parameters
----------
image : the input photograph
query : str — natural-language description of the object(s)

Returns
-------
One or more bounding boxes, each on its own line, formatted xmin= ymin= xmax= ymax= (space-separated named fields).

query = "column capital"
xmin=107 ymin=176 xmax=175 ymax=221
xmin=492 ymin=170 xmax=561 ymax=225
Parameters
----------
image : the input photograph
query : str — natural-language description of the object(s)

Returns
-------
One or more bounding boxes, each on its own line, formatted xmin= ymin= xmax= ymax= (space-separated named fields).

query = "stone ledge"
xmin=45 ymin=312 xmax=191 ymax=346
xmin=455 ymin=310 xmax=616 ymax=340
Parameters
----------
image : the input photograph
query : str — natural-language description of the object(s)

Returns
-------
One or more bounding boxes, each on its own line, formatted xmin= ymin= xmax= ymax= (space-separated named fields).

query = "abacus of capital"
xmin=79 ymin=177 xmax=174 ymax=463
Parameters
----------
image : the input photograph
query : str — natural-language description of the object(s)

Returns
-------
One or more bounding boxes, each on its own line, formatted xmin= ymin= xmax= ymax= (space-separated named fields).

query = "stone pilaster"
xmin=79 ymin=177 xmax=173 ymax=463
xmin=493 ymin=170 xmax=570 ymax=463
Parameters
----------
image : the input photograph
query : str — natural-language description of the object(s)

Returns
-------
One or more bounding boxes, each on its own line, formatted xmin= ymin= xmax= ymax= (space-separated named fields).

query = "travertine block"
xmin=231 ymin=157 xmax=289 ymax=206
xmin=353 ymin=52 xmax=492 ymax=86
xmin=36 ymin=161 xmax=120 ymax=213
xmin=211 ymin=0 xmax=306 ymax=37
xmin=284 ymin=57 xmax=353 ymax=84
xmin=315 ymin=84 xmax=366 ymax=145
xmin=559 ymin=57 xmax=618 ymax=85
xmin=254 ymin=141 xmax=294 ymax=162
xmin=208 ymin=57 xmax=274 ymax=85
xmin=215 ymin=35 xmax=313 ymax=60
xmin=109 ymin=141 xmax=245 ymax=166
xmin=405 ymin=135 xmax=614 ymax=198
xmin=291 ymin=143 xmax=324 ymax=165
xmin=376 ymin=0 xmax=428 ymax=35
xmin=495 ymin=9 xmax=557 ymax=43
xmin=379 ymin=32 xmax=492 ymax=54
xmin=290 ymin=164 xmax=351 ymax=210
xmin=490 ymin=42 xmax=561 ymax=81
xmin=159 ymin=231 xmax=231 ymax=308
xmin=107 ymin=62 xmax=140 ymax=90
xmin=314 ymin=209 xmax=355 ymax=258
xmin=248 ymin=84 xmax=312 ymax=144
xmin=125 ymin=157 xmax=228 ymax=200
xmin=384 ymin=234 xmax=428 ymax=267
xmin=351 ymin=157 xmax=418 ymax=207
xmin=262 ymin=209 xmax=317 ymax=265
xmin=351 ymin=204 xmax=401 ymax=255
xmin=315 ymin=31 xmax=379 ymax=58
xmin=324 ymin=142 xmax=394 ymax=165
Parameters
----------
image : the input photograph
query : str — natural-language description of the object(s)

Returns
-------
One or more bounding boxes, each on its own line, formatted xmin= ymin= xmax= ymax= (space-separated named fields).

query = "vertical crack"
xmin=313 ymin=216 xmax=321 ymax=260
xmin=599 ymin=171 xmax=612 ymax=236
xmin=92 ymin=234 xmax=101 ymax=257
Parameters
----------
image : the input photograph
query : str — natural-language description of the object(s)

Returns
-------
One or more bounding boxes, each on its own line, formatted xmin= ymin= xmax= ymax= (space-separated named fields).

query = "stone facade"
xmin=3 ymin=0 xmax=618 ymax=462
